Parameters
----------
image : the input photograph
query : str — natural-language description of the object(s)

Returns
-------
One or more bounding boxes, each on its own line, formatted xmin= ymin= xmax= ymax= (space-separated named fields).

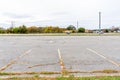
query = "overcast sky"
xmin=0 ymin=0 xmax=120 ymax=29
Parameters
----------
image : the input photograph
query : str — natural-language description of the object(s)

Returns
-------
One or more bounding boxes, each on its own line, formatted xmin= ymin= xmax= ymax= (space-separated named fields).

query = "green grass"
xmin=92 ymin=69 xmax=119 ymax=73
xmin=1 ymin=76 xmax=120 ymax=80
xmin=0 ymin=72 xmax=9 ymax=75
xmin=0 ymin=69 xmax=119 ymax=76
xmin=0 ymin=71 xmax=60 ymax=76
xmin=1 ymin=33 xmax=120 ymax=36
xmin=0 ymin=33 xmax=98 ymax=36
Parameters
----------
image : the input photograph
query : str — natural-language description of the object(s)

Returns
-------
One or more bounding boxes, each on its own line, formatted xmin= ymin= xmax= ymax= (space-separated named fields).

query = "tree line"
xmin=0 ymin=25 xmax=86 ymax=34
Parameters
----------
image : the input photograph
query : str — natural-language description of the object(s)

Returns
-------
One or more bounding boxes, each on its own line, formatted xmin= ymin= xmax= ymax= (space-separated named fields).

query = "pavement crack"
xmin=0 ymin=49 xmax=32 ymax=72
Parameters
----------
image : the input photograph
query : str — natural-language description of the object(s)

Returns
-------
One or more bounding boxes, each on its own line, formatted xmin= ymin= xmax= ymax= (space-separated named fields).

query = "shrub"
xmin=78 ymin=27 xmax=85 ymax=33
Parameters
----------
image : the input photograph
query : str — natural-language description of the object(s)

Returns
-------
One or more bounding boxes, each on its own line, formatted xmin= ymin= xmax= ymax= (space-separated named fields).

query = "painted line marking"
xmin=87 ymin=48 xmax=120 ymax=67
xmin=58 ymin=48 xmax=65 ymax=70
xmin=0 ymin=49 xmax=32 ymax=72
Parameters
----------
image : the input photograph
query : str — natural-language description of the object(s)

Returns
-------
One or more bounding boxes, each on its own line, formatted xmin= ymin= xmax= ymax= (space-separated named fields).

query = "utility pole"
xmin=76 ymin=21 xmax=79 ymax=33
xmin=11 ymin=21 xmax=15 ymax=28
xmin=99 ymin=12 xmax=101 ymax=34
xmin=77 ymin=21 xmax=79 ymax=29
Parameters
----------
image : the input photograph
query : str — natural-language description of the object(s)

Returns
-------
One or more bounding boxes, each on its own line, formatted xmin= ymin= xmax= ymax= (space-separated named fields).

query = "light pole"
xmin=77 ymin=21 xmax=78 ymax=29
xmin=99 ymin=12 xmax=101 ymax=34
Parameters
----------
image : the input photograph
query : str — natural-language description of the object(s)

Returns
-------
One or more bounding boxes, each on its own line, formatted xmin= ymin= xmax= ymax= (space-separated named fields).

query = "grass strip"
xmin=1 ymin=75 xmax=120 ymax=80
xmin=0 ymin=69 xmax=119 ymax=76
xmin=0 ymin=33 xmax=120 ymax=36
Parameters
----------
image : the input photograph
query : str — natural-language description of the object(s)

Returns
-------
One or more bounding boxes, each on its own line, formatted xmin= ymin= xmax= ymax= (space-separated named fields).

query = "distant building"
xmin=92 ymin=29 xmax=99 ymax=33
xmin=64 ymin=30 xmax=72 ymax=34
xmin=85 ymin=29 xmax=93 ymax=33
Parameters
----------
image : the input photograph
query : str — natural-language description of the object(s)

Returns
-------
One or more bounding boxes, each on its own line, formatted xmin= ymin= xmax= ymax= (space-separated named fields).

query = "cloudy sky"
xmin=0 ymin=0 xmax=120 ymax=29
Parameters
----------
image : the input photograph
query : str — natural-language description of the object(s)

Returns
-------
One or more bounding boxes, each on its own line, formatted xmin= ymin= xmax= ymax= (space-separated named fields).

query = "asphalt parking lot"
xmin=0 ymin=36 xmax=120 ymax=72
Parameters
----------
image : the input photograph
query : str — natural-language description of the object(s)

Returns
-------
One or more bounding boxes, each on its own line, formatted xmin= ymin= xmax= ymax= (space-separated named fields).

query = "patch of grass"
xmin=8 ymin=77 xmax=42 ymax=80
xmin=2 ymin=33 xmax=120 ymax=36
xmin=0 ymin=72 xmax=9 ymax=75
xmin=56 ymin=76 xmax=120 ymax=80
xmin=40 ymin=71 xmax=60 ymax=75
xmin=0 ymin=72 xmax=19 ymax=75
xmin=1 ymin=76 xmax=120 ymax=80
xmin=92 ymin=69 xmax=119 ymax=73
xmin=69 ymin=69 xmax=120 ymax=74
xmin=61 ymin=69 xmax=69 ymax=76
xmin=0 ymin=69 xmax=119 ymax=76
xmin=0 ymin=71 xmax=61 ymax=75
xmin=34 ymin=74 xmax=39 ymax=78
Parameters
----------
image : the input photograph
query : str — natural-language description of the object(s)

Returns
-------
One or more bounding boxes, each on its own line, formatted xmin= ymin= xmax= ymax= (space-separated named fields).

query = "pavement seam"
xmin=87 ymin=48 xmax=120 ymax=67
xmin=0 ymin=49 xmax=32 ymax=72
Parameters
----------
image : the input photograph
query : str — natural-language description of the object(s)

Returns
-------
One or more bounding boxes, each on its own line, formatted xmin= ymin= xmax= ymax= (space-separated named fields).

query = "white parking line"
xmin=0 ymin=49 xmax=32 ymax=71
xmin=87 ymin=48 xmax=120 ymax=67
xmin=58 ymin=48 xmax=65 ymax=70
